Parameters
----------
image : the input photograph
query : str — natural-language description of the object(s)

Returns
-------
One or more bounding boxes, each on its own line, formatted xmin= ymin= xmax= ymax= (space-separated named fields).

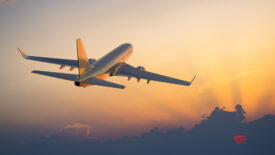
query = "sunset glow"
xmin=0 ymin=0 xmax=274 ymax=139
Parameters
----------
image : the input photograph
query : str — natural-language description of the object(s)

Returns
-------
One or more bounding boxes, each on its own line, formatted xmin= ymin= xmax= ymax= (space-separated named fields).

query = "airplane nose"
xmin=123 ymin=43 xmax=133 ymax=48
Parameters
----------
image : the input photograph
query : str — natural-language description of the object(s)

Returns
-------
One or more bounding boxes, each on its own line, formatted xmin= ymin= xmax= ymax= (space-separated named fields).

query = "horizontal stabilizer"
xmin=32 ymin=70 xmax=78 ymax=81
xmin=32 ymin=70 xmax=125 ymax=89
xmin=84 ymin=78 xmax=125 ymax=89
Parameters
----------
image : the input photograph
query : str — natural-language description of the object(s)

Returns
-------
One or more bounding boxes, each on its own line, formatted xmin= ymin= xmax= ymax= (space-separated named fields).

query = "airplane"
xmin=18 ymin=39 xmax=196 ymax=89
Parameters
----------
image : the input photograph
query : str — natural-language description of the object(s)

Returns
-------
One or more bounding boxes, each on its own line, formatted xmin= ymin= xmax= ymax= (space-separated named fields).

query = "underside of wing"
xmin=32 ymin=70 xmax=125 ymax=89
xmin=84 ymin=78 xmax=125 ymax=89
xmin=118 ymin=63 xmax=195 ymax=86
xmin=18 ymin=48 xmax=78 ymax=67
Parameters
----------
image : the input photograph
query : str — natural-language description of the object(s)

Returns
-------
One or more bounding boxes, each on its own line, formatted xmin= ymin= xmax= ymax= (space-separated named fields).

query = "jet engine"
xmin=88 ymin=59 xmax=96 ymax=64
xmin=137 ymin=66 xmax=145 ymax=71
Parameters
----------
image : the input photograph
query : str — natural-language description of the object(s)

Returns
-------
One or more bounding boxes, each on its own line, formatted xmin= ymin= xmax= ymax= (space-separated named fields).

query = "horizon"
xmin=1 ymin=104 xmax=275 ymax=154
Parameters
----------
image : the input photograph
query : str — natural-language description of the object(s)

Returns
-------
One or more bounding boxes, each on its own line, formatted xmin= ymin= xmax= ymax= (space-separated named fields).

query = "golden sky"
xmin=0 ymin=0 xmax=274 ymax=138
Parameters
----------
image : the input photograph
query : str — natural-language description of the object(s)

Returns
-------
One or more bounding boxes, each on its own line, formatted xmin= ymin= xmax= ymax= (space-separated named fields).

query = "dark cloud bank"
xmin=1 ymin=105 xmax=275 ymax=155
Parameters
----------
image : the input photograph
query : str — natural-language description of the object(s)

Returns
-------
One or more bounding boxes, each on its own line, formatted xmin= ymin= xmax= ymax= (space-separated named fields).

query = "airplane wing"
xmin=118 ymin=63 xmax=196 ymax=86
xmin=32 ymin=70 xmax=125 ymax=89
xmin=18 ymin=48 xmax=78 ymax=67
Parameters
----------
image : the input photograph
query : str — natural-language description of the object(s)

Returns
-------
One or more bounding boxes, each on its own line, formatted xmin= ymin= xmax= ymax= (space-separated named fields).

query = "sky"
xmin=0 ymin=0 xmax=275 ymax=139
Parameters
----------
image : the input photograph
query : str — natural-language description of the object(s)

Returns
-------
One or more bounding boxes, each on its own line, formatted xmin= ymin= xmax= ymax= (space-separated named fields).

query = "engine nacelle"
xmin=88 ymin=59 xmax=96 ymax=64
xmin=137 ymin=66 xmax=145 ymax=71
xmin=109 ymin=63 xmax=125 ymax=76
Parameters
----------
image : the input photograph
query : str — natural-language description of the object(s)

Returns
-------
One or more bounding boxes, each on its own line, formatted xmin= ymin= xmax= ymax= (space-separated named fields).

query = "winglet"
xmin=189 ymin=75 xmax=196 ymax=85
xmin=17 ymin=48 xmax=28 ymax=58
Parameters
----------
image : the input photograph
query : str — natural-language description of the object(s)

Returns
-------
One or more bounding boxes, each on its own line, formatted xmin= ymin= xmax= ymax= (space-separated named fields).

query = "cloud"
xmin=57 ymin=123 xmax=92 ymax=138
xmin=2 ymin=104 xmax=275 ymax=155
xmin=0 ymin=0 xmax=15 ymax=5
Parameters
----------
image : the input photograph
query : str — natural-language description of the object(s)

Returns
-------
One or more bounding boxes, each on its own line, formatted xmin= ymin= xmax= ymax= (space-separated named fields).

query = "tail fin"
xmin=76 ymin=39 xmax=90 ymax=76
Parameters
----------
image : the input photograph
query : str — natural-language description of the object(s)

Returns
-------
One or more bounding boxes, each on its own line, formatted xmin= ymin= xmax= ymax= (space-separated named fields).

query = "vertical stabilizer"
xmin=76 ymin=39 xmax=90 ymax=76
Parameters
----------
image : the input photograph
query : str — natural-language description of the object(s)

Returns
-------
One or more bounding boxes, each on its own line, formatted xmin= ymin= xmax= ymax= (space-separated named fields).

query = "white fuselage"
xmin=78 ymin=43 xmax=133 ymax=82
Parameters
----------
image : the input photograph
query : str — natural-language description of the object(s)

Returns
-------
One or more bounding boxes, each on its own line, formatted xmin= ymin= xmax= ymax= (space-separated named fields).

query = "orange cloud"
xmin=59 ymin=123 xmax=93 ymax=138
